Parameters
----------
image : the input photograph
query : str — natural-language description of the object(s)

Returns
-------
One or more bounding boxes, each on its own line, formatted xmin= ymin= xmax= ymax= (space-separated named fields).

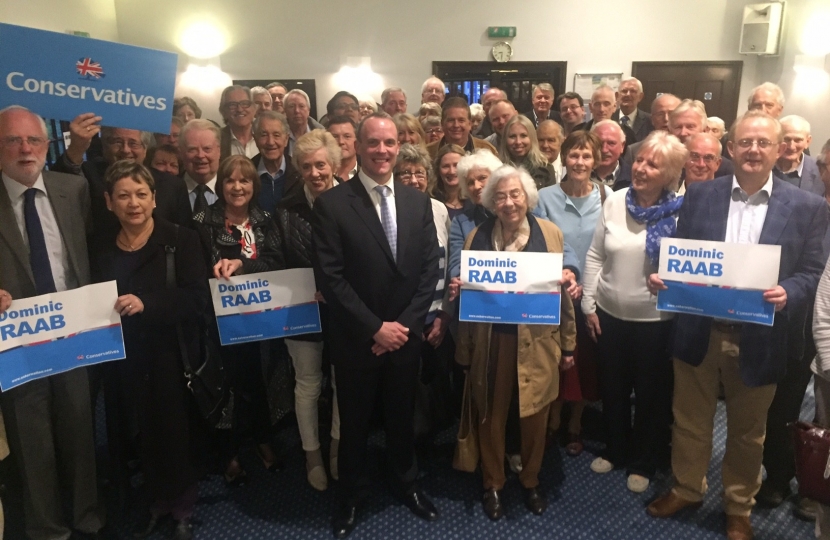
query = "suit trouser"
xmin=0 ymin=368 xmax=102 ymax=540
xmin=763 ymin=310 xmax=815 ymax=492
xmin=671 ymin=327 xmax=777 ymax=516
xmin=478 ymin=330 xmax=549 ymax=491
xmin=336 ymin=339 xmax=420 ymax=505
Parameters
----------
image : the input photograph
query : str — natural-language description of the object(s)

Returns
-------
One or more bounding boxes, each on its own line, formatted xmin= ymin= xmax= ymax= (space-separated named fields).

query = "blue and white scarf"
xmin=625 ymin=188 xmax=684 ymax=267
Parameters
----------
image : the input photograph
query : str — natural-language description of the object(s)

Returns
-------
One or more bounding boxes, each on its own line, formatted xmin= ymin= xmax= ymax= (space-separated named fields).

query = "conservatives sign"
xmin=0 ymin=282 xmax=126 ymax=391
xmin=209 ymin=269 xmax=322 ymax=345
xmin=0 ymin=23 xmax=177 ymax=133
xmin=656 ymin=238 xmax=781 ymax=326
xmin=459 ymin=250 xmax=563 ymax=325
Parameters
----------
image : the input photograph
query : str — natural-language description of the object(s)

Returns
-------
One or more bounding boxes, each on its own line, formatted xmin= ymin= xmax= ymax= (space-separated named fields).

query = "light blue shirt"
xmin=534 ymin=183 xmax=611 ymax=273
xmin=184 ymin=173 xmax=219 ymax=210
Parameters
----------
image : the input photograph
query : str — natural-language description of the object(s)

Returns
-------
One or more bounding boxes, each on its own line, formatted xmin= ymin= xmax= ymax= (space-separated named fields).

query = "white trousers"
xmin=285 ymin=339 xmax=340 ymax=451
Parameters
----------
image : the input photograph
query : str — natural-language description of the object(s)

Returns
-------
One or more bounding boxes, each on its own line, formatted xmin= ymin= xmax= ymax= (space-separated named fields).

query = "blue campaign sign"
xmin=657 ymin=281 xmax=775 ymax=326
xmin=460 ymin=290 xmax=561 ymax=325
xmin=216 ymin=302 xmax=322 ymax=345
xmin=0 ymin=23 xmax=177 ymax=133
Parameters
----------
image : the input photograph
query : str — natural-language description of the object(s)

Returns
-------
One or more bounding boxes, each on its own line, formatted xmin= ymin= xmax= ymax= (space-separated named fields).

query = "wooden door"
xmin=631 ymin=61 xmax=743 ymax=129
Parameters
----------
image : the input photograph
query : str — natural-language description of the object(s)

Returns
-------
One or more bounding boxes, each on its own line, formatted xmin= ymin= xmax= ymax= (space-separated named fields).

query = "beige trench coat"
xmin=456 ymin=216 xmax=577 ymax=420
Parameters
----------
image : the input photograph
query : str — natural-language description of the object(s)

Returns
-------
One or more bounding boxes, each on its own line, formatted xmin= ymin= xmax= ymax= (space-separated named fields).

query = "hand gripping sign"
xmin=209 ymin=269 xmax=322 ymax=345
xmin=459 ymin=250 xmax=563 ymax=325
xmin=0 ymin=281 xmax=125 ymax=391
xmin=656 ymin=238 xmax=781 ymax=326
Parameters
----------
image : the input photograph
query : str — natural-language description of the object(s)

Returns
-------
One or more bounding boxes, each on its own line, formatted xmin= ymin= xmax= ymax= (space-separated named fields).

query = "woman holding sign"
xmin=581 ymin=131 xmax=687 ymax=493
xmin=97 ymin=161 xmax=210 ymax=538
xmin=194 ymin=155 xmax=285 ymax=486
xmin=535 ymin=130 xmax=611 ymax=457
xmin=275 ymin=130 xmax=341 ymax=491
xmin=455 ymin=165 xmax=577 ymax=520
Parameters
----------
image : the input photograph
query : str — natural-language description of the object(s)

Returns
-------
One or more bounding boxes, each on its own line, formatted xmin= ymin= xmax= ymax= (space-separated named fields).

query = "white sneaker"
xmin=590 ymin=457 xmax=614 ymax=474
xmin=627 ymin=474 xmax=650 ymax=493
xmin=507 ymin=454 xmax=523 ymax=474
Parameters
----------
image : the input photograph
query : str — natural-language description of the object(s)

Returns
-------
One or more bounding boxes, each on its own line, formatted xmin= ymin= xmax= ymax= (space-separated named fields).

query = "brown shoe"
xmin=646 ymin=491 xmax=703 ymax=518
xmin=726 ymin=515 xmax=753 ymax=540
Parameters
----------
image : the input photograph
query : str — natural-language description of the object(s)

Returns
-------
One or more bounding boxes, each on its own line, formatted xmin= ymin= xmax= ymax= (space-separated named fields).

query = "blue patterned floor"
xmin=107 ymin=385 xmax=816 ymax=540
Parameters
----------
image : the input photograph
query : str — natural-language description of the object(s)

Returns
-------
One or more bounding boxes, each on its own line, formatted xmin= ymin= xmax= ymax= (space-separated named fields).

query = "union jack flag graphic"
xmin=76 ymin=58 xmax=104 ymax=79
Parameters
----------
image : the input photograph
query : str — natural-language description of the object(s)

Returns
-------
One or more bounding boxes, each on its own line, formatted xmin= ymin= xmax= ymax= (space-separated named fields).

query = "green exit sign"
xmin=488 ymin=27 xmax=516 ymax=39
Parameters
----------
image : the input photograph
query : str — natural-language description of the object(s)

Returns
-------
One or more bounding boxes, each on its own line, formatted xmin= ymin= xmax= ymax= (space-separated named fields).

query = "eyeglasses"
xmin=224 ymin=100 xmax=253 ymax=110
xmin=106 ymin=138 xmax=144 ymax=150
xmin=688 ymin=152 xmax=719 ymax=164
xmin=396 ymin=169 xmax=427 ymax=180
xmin=425 ymin=128 xmax=443 ymax=135
xmin=736 ymin=138 xmax=774 ymax=149
xmin=335 ymin=104 xmax=359 ymax=112
xmin=0 ymin=136 xmax=50 ymax=148
xmin=494 ymin=189 xmax=525 ymax=205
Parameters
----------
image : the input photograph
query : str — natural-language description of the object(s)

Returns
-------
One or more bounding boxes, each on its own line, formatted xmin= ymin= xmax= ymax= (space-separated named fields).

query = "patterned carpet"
xmin=2 ymin=381 xmax=817 ymax=540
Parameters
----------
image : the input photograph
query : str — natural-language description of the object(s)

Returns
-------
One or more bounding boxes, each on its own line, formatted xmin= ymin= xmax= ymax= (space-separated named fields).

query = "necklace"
xmin=117 ymin=222 xmax=153 ymax=252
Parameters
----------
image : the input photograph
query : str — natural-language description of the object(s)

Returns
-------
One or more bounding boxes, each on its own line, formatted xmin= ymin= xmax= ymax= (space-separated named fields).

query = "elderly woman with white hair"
xmin=581 ymin=131 xmax=688 ymax=493
xmin=455 ymin=165 xmax=577 ymax=521
xmin=706 ymin=116 xmax=726 ymax=140
xmin=276 ymin=129 xmax=343 ymax=491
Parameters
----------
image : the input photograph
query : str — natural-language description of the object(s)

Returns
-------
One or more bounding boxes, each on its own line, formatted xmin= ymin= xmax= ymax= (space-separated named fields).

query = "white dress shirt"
xmin=725 ymin=174 xmax=772 ymax=244
xmin=230 ymin=131 xmax=258 ymax=159
xmin=2 ymin=173 xmax=70 ymax=292
xmin=358 ymin=170 xmax=397 ymax=224
xmin=184 ymin=174 xmax=219 ymax=210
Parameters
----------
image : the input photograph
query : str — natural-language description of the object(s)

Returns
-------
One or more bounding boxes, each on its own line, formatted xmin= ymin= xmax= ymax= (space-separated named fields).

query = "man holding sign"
xmin=0 ymin=106 xmax=104 ymax=539
xmin=646 ymin=111 xmax=829 ymax=540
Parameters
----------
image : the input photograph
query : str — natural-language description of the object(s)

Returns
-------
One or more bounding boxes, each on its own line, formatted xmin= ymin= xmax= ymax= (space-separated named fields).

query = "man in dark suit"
xmin=759 ymin=113 xmax=826 ymax=509
xmin=52 ymin=116 xmax=192 ymax=260
xmin=251 ymin=110 xmax=302 ymax=214
xmin=313 ymin=112 xmax=441 ymax=538
xmin=646 ymin=111 xmax=830 ymax=540
xmin=624 ymin=93 xmax=681 ymax=163
xmin=524 ymin=83 xmax=562 ymax=128
xmin=614 ymin=77 xmax=653 ymax=142
xmin=0 ymin=106 xmax=104 ymax=540
xmin=475 ymin=87 xmax=507 ymax=138
xmin=575 ymin=85 xmax=636 ymax=147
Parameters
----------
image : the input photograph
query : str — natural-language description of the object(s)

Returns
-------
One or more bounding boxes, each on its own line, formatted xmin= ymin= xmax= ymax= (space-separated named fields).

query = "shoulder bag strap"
xmin=164 ymin=225 xmax=196 ymax=378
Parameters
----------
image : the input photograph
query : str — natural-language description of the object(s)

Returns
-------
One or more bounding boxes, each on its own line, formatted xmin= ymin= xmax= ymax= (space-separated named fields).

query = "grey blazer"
xmin=613 ymin=108 xmax=653 ymax=142
xmin=0 ymin=171 xmax=92 ymax=299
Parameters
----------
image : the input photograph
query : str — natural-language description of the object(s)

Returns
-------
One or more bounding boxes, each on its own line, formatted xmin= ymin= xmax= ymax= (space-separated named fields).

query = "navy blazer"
xmin=672 ymin=176 xmax=829 ymax=387
xmin=773 ymin=154 xmax=825 ymax=198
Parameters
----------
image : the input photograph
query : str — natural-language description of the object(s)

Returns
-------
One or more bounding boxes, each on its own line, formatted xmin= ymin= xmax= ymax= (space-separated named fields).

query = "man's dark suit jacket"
xmin=51 ymin=156 xmax=192 ymax=256
xmin=312 ymin=177 xmax=440 ymax=367
xmin=773 ymin=154 xmax=825 ymax=198
xmin=612 ymin=108 xmax=653 ymax=142
xmin=524 ymin=109 xmax=563 ymax=128
xmin=672 ymin=176 xmax=829 ymax=387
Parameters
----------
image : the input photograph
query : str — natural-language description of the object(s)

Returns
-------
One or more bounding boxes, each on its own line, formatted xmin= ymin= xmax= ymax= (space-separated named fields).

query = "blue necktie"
xmin=374 ymin=185 xmax=397 ymax=262
xmin=24 ymin=188 xmax=57 ymax=295
xmin=620 ymin=116 xmax=630 ymax=127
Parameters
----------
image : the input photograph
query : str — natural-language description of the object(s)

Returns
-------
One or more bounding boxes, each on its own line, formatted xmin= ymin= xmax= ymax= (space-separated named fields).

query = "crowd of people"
xmin=0 ymin=74 xmax=829 ymax=540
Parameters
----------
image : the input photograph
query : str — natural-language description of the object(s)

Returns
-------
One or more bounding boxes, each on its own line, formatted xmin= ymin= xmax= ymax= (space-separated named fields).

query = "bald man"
xmin=772 ymin=115 xmax=824 ymax=197
xmin=476 ymin=87 xmax=507 ymax=137
xmin=624 ymin=93 xmax=681 ymax=163
xmin=483 ymin=100 xmax=517 ymax=149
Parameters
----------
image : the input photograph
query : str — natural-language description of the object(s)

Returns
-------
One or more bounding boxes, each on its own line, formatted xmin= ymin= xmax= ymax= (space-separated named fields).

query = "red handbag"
xmin=790 ymin=421 xmax=830 ymax=506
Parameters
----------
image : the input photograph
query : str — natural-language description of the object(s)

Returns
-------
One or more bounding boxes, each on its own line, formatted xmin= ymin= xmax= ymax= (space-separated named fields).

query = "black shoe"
xmin=399 ymin=489 xmax=439 ymax=521
xmin=332 ymin=503 xmax=358 ymax=539
xmin=482 ymin=489 xmax=504 ymax=521
xmin=756 ymin=482 xmax=790 ymax=508
xmin=524 ymin=487 xmax=547 ymax=515
xmin=172 ymin=518 xmax=193 ymax=540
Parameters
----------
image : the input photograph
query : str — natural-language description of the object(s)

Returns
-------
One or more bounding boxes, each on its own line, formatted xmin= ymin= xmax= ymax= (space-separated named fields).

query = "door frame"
xmin=432 ymin=61 xmax=568 ymax=99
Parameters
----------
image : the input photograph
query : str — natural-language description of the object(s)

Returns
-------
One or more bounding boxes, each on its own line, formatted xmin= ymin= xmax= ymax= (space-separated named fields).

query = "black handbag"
xmin=165 ymin=241 xmax=228 ymax=425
